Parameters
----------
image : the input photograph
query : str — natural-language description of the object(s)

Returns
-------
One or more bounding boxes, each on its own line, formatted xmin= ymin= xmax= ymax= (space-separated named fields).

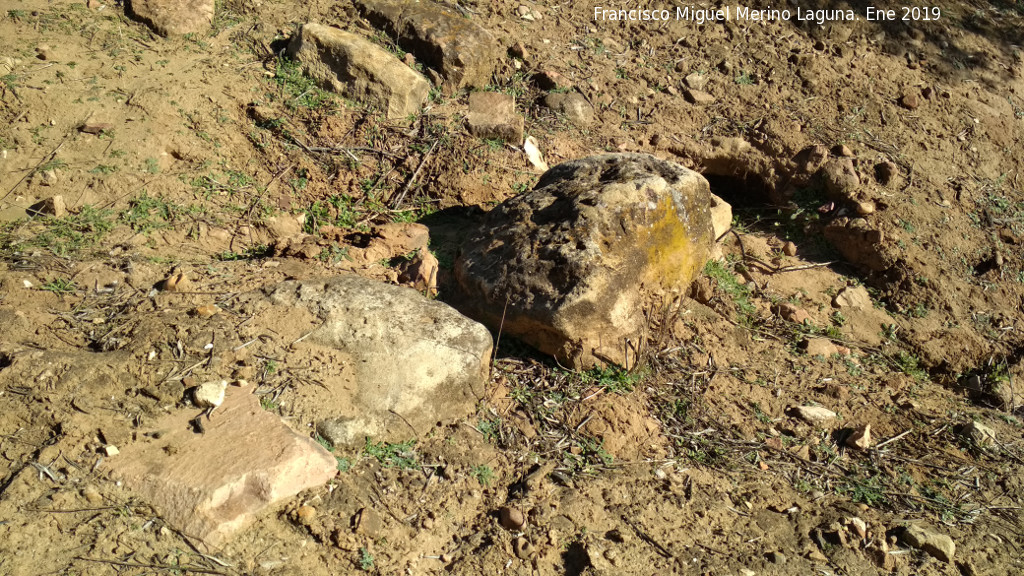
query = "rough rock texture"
xmin=110 ymin=388 xmax=336 ymax=546
xmin=823 ymin=217 xmax=897 ymax=273
xmin=287 ymin=23 xmax=430 ymax=120
xmin=354 ymin=0 xmax=499 ymax=93
xmin=901 ymin=524 xmax=955 ymax=562
xmin=542 ymin=92 xmax=593 ymax=126
xmin=454 ymin=153 xmax=714 ymax=368
xmin=265 ymin=274 xmax=492 ymax=446
xmin=128 ymin=0 xmax=213 ymax=37
xmin=467 ymin=92 xmax=523 ymax=142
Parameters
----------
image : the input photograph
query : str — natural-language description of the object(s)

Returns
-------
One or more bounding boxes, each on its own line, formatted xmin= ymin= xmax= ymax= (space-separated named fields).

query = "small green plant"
xmin=893 ymin=351 xmax=929 ymax=382
xmin=358 ymin=547 xmax=374 ymax=571
xmin=582 ymin=366 xmax=641 ymax=394
xmin=477 ymin=418 xmax=501 ymax=443
xmin=26 ymin=205 xmax=115 ymax=256
xmin=273 ymin=57 xmax=333 ymax=110
xmin=145 ymin=157 xmax=160 ymax=174
xmin=89 ymin=164 xmax=118 ymax=175
xmin=838 ymin=472 xmax=886 ymax=507
xmin=315 ymin=434 xmax=333 ymax=452
xmin=259 ymin=395 xmax=279 ymax=411
xmin=263 ymin=359 xmax=278 ymax=375
xmin=336 ymin=456 xmax=351 ymax=472
xmin=41 ymin=278 xmax=76 ymax=294
xmin=363 ymin=439 xmax=418 ymax=469
xmin=735 ymin=71 xmax=755 ymax=85
xmin=704 ymin=259 xmax=756 ymax=323
xmin=471 ymin=464 xmax=494 ymax=486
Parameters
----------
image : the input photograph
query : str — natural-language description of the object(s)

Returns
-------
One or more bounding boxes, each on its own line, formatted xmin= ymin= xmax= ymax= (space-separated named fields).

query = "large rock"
xmin=287 ymin=23 xmax=431 ymax=120
xmin=354 ymin=0 xmax=500 ymax=93
xmin=265 ymin=274 xmax=492 ymax=446
xmin=128 ymin=0 xmax=214 ymax=37
xmin=454 ymin=153 xmax=714 ymax=368
xmin=110 ymin=388 xmax=337 ymax=546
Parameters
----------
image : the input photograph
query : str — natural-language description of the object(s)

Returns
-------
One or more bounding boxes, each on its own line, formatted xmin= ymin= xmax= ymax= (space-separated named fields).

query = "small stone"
xmin=353 ymin=507 xmax=383 ymax=538
xmin=834 ymin=144 xmax=854 ymax=157
xmin=542 ymin=92 xmax=594 ymax=127
xmin=899 ymin=90 xmax=919 ymax=110
xmin=901 ymin=524 xmax=955 ymax=562
xmin=709 ymin=194 xmax=732 ymax=241
xmin=684 ymin=89 xmax=715 ymax=105
xmin=832 ymin=285 xmax=871 ymax=310
xmin=193 ymin=304 xmax=221 ymax=319
xmin=193 ymin=380 xmax=228 ymax=409
xmin=513 ymin=536 xmax=532 ymax=559
xmin=684 ymin=72 xmax=708 ymax=91
xmin=777 ymin=303 xmax=811 ymax=324
xmin=499 ymin=506 xmax=526 ymax=530
xmin=534 ymin=69 xmax=570 ymax=91
xmin=855 ymin=201 xmax=876 ymax=215
xmin=802 ymin=338 xmax=838 ymax=358
xmin=103 ymin=445 xmax=120 ymax=456
xmin=35 ymin=45 xmax=52 ymax=60
xmin=875 ymin=161 xmax=897 ymax=185
xmin=161 ymin=268 xmax=191 ymax=292
xmin=960 ymin=420 xmax=997 ymax=446
xmin=767 ymin=551 xmax=787 ymax=564
xmin=80 ymin=122 xmax=113 ymax=135
xmin=27 ymin=195 xmax=67 ymax=218
xmin=740 ymin=569 xmax=756 ymax=576
xmin=231 ymin=379 xmax=249 ymax=388
xmin=846 ymin=424 xmax=871 ymax=450
xmin=295 ymin=505 xmax=316 ymax=525
xmin=782 ymin=241 xmax=797 ymax=256
xmin=467 ymin=92 xmax=523 ymax=143
xmin=39 ymin=169 xmax=58 ymax=186
xmin=510 ymin=42 xmax=528 ymax=60
xmin=792 ymin=405 xmax=837 ymax=426
xmin=847 ymin=517 xmax=867 ymax=539
xmin=82 ymin=485 xmax=103 ymax=505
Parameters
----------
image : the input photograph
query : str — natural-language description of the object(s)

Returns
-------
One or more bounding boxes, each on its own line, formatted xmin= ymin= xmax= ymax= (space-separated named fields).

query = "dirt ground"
xmin=1 ymin=0 xmax=1024 ymax=574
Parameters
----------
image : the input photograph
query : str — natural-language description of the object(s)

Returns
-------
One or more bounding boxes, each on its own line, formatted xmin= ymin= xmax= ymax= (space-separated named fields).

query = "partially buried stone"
xmin=128 ymin=0 xmax=214 ymax=37
xmin=467 ymin=92 xmax=524 ymax=142
xmin=499 ymin=506 xmax=526 ymax=530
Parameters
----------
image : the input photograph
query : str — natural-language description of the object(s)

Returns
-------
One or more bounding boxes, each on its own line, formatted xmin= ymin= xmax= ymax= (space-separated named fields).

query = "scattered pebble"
xmin=855 ymin=201 xmax=876 ymax=215
xmin=899 ymin=90 xmax=920 ymax=110
xmin=846 ymin=424 xmax=872 ymax=450
xmin=792 ymin=405 xmax=837 ymax=426
xmin=782 ymin=241 xmax=797 ymax=256
xmin=193 ymin=380 xmax=227 ymax=409
xmin=499 ymin=506 xmax=526 ymax=530
xmin=832 ymin=285 xmax=871 ymax=310
xmin=103 ymin=445 xmax=120 ymax=456
xmin=295 ymin=505 xmax=316 ymax=525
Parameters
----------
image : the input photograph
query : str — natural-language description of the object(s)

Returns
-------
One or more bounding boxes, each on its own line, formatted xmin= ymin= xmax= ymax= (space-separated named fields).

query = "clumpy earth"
xmin=1 ymin=0 xmax=1024 ymax=574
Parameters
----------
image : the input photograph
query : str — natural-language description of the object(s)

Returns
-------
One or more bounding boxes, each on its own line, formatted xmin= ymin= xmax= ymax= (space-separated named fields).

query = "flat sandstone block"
xmin=467 ymin=92 xmax=523 ymax=143
xmin=110 ymin=388 xmax=336 ymax=547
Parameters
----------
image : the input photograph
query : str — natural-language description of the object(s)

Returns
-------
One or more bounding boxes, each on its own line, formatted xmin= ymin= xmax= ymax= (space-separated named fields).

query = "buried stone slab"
xmin=265 ymin=274 xmax=492 ymax=447
xmin=287 ymin=23 xmax=431 ymax=120
xmin=128 ymin=0 xmax=214 ymax=37
xmin=454 ymin=153 xmax=714 ymax=369
xmin=109 ymin=388 xmax=336 ymax=547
